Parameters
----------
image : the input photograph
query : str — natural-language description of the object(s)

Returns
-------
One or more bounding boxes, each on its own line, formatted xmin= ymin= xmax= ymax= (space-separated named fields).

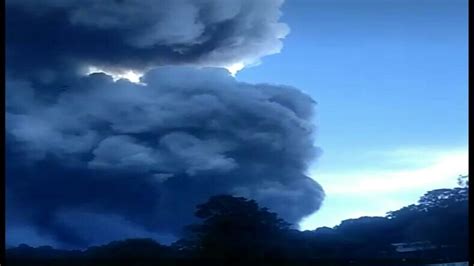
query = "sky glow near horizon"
xmin=299 ymin=147 xmax=468 ymax=230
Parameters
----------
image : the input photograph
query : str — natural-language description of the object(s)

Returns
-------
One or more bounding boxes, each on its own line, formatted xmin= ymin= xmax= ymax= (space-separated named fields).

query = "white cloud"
xmin=311 ymin=147 xmax=468 ymax=195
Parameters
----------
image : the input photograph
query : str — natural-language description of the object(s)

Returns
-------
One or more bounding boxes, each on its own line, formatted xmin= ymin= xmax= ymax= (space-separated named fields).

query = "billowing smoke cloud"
xmin=6 ymin=0 xmax=325 ymax=249
xmin=6 ymin=0 xmax=289 ymax=83
xmin=6 ymin=67 xmax=324 ymax=248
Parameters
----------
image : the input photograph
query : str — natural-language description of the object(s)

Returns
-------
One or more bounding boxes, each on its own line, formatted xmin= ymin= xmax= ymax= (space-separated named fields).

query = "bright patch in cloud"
xmin=86 ymin=66 xmax=143 ymax=83
xmin=226 ymin=62 xmax=245 ymax=76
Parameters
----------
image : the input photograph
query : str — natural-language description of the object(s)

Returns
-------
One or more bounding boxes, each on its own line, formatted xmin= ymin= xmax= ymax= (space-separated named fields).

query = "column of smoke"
xmin=6 ymin=0 xmax=325 ymax=248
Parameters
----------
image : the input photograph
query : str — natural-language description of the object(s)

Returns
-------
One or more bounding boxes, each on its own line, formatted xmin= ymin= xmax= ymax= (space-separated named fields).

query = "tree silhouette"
xmin=175 ymin=194 xmax=291 ymax=259
xmin=385 ymin=175 xmax=468 ymax=259
xmin=84 ymin=238 xmax=175 ymax=259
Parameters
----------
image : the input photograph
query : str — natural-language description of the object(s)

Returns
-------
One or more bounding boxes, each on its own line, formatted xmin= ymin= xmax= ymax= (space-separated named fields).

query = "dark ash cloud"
xmin=6 ymin=67 xmax=324 ymax=248
xmin=6 ymin=0 xmax=289 ymax=83
xmin=6 ymin=0 xmax=325 ymax=250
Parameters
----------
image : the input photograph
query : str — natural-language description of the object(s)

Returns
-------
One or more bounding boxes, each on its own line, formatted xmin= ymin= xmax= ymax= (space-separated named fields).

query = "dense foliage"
xmin=6 ymin=175 xmax=469 ymax=265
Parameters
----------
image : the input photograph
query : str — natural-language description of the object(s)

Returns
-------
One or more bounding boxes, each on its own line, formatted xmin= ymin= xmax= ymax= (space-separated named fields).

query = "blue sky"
xmin=236 ymin=0 xmax=468 ymax=229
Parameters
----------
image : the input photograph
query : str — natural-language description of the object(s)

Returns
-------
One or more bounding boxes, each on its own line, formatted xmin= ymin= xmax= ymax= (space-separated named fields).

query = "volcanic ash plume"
xmin=6 ymin=0 xmax=325 ymax=249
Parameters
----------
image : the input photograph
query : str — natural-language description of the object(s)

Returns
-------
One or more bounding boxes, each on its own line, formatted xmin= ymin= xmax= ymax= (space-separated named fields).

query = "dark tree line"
xmin=6 ymin=175 xmax=469 ymax=265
